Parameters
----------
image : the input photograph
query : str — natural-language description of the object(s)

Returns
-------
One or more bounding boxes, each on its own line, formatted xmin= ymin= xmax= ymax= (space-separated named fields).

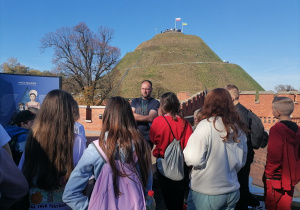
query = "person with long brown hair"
xmin=63 ymin=96 xmax=152 ymax=209
xmin=150 ymin=92 xmax=193 ymax=210
xmin=183 ymin=88 xmax=248 ymax=210
xmin=20 ymin=89 xmax=86 ymax=210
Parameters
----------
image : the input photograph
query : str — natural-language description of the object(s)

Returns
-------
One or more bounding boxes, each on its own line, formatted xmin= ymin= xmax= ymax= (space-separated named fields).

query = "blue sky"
xmin=1 ymin=0 xmax=299 ymax=91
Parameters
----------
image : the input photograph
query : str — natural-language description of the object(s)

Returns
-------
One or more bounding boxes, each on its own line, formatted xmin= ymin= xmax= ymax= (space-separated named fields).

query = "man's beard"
xmin=142 ymin=93 xmax=151 ymax=99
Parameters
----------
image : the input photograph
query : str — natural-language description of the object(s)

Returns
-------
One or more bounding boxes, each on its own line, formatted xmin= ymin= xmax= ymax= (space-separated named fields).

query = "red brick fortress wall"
xmin=179 ymin=91 xmax=205 ymax=117
xmin=239 ymin=91 xmax=300 ymax=130
xmin=77 ymin=105 xmax=105 ymax=133
xmin=78 ymin=91 xmax=300 ymax=132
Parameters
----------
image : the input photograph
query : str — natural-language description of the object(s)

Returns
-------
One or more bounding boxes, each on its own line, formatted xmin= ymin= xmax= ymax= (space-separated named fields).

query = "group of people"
xmin=0 ymin=80 xmax=299 ymax=210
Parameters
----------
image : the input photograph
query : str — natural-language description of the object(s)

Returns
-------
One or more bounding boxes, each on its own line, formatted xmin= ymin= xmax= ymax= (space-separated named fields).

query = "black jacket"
xmin=236 ymin=103 xmax=254 ymax=162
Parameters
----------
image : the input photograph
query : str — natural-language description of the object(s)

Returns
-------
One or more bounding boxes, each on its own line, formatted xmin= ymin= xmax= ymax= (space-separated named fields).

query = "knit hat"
xmin=14 ymin=110 xmax=36 ymax=125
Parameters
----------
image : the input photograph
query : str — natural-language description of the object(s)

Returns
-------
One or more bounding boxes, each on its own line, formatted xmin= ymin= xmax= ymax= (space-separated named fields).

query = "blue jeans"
xmin=187 ymin=189 xmax=240 ymax=210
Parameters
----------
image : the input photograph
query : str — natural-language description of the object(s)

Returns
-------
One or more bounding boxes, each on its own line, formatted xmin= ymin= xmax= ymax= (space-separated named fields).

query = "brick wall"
xmin=78 ymin=91 xmax=300 ymax=132
xmin=78 ymin=105 xmax=105 ymax=132
xmin=239 ymin=91 xmax=300 ymax=129
xmin=180 ymin=91 xmax=205 ymax=117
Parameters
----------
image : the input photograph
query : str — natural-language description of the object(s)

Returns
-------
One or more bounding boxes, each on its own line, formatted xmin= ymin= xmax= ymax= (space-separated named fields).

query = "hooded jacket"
xmin=265 ymin=122 xmax=300 ymax=191
xmin=5 ymin=126 xmax=29 ymax=152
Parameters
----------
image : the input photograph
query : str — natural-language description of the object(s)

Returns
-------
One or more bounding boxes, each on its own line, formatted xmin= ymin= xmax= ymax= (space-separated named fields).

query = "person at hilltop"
xmin=131 ymin=80 xmax=160 ymax=149
xmin=150 ymin=92 xmax=193 ymax=210
xmin=19 ymin=89 xmax=86 ymax=210
xmin=225 ymin=84 xmax=261 ymax=209
xmin=264 ymin=97 xmax=300 ymax=210
xmin=184 ymin=88 xmax=248 ymax=210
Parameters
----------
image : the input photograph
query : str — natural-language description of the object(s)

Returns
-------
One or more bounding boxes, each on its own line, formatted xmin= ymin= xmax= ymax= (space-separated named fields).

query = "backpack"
xmin=8 ymin=131 xmax=28 ymax=165
xmin=247 ymin=110 xmax=269 ymax=149
xmin=88 ymin=140 xmax=146 ymax=210
xmin=156 ymin=116 xmax=186 ymax=181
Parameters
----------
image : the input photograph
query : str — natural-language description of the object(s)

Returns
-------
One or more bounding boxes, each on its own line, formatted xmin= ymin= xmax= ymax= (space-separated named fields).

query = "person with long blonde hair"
xmin=63 ymin=96 xmax=152 ymax=209
xmin=183 ymin=88 xmax=248 ymax=210
xmin=20 ymin=89 xmax=86 ymax=210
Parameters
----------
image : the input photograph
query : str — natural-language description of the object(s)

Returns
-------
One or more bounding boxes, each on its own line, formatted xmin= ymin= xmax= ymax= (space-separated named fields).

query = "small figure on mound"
xmin=264 ymin=97 xmax=300 ymax=210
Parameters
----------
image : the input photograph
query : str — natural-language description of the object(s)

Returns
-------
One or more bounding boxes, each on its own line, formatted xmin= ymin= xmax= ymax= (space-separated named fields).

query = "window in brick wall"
xmin=264 ymin=117 xmax=267 ymax=123
xmin=273 ymin=117 xmax=276 ymax=123
xmin=86 ymin=106 xmax=92 ymax=122
xmin=268 ymin=117 xmax=271 ymax=123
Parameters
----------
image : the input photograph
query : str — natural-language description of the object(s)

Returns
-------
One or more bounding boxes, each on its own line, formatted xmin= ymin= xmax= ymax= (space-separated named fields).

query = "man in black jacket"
xmin=225 ymin=85 xmax=260 ymax=210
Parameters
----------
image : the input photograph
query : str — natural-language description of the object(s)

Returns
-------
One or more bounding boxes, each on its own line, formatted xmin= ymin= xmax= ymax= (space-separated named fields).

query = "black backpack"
xmin=247 ymin=110 xmax=269 ymax=149
xmin=8 ymin=132 xmax=28 ymax=165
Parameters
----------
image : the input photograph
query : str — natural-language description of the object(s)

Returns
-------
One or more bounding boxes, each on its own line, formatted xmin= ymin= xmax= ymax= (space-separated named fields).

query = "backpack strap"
xmin=92 ymin=140 xmax=108 ymax=163
xmin=8 ymin=131 xmax=28 ymax=150
xmin=92 ymin=139 xmax=139 ymax=164
xmin=247 ymin=109 xmax=252 ymax=129
xmin=92 ymin=140 xmax=143 ymax=185
xmin=180 ymin=121 xmax=187 ymax=139
xmin=163 ymin=116 xmax=187 ymax=140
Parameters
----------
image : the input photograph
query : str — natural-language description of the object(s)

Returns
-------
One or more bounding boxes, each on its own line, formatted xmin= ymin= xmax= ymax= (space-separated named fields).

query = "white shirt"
xmin=183 ymin=117 xmax=247 ymax=195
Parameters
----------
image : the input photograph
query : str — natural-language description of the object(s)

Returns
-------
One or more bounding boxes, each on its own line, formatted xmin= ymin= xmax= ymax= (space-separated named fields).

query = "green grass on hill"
xmin=112 ymin=32 xmax=264 ymax=98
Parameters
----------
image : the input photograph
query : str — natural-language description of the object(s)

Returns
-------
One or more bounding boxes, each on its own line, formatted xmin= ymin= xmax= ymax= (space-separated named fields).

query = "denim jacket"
xmin=63 ymin=140 xmax=153 ymax=210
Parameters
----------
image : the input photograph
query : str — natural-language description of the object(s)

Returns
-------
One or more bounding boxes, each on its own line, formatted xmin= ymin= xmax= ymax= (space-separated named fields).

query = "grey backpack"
xmin=156 ymin=116 xmax=186 ymax=181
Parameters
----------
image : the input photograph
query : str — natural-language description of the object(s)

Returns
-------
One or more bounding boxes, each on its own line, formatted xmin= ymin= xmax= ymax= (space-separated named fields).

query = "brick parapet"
xmin=180 ymin=92 xmax=205 ymax=117
xmin=78 ymin=91 xmax=300 ymax=132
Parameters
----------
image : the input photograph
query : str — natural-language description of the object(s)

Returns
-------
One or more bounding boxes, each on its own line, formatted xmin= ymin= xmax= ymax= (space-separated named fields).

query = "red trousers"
xmin=265 ymin=179 xmax=294 ymax=210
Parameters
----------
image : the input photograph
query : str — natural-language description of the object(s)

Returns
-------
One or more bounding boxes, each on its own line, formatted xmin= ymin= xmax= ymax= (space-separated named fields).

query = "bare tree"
xmin=275 ymin=84 xmax=298 ymax=92
xmin=40 ymin=22 xmax=120 ymax=105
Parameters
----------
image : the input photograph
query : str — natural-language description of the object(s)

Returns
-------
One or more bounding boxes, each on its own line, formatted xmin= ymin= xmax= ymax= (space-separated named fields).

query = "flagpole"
xmin=182 ymin=22 xmax=183 ymax=33
xmin=175 ymin=18 xmax=176 ymax=30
